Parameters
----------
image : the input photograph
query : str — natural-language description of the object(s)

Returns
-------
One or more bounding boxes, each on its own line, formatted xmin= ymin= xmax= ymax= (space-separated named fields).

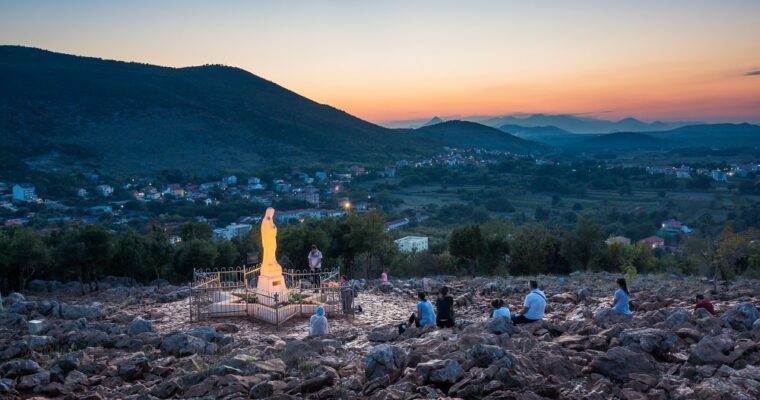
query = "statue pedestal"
xmin=257 ymin=270 xmax=288 ymax=306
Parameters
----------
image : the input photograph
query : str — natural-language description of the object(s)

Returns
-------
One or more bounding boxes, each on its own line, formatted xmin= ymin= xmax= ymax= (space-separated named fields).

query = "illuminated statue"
xmin=257 ymin=208 xmax=287 ymax=303
xmin=260 ymin=207 xmax=281 ymax=274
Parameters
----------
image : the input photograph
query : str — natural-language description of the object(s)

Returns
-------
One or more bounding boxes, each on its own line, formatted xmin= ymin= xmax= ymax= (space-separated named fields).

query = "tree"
xmin=715 ymin=227 xmax=754 ymax=283
xmin=145 ymin=225 xmax=174 ymax=280
xmin=78 ymin=225 xmax=112 ymax=292
xmin=174 ymin=239 xmax=218 ymax=280
xmin=110 ymin=229 xmax=148 ymax=280
xmin=279 ymin=221 xmax=330 ymax=270
xmin=4 ymin=228 xmax=50 ymax=291
xmin=560 ymin=219 xmax=604 ymax=271
xmin=510 ymin=224 xmax=562 ymax=275
xmin=449 ymin=225 xmax=487 ymax=273
xmin=215 ymin=240 xmax=240 ymax=268
xmin=180 ymin=222 xmax=212 ymax=241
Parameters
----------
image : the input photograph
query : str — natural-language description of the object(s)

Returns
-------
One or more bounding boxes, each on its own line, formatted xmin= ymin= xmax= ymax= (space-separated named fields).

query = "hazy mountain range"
xmin=1 ymin=46 xmax=758 ymax=175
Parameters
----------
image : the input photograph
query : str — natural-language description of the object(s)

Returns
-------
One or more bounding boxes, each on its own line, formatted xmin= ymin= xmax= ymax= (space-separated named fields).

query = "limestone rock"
xmin=368 ymin=325 xmax=400 ymax=343
xmin=127 ymin=318 xmax=154 ymax=336
xmin=415 ymin=359 xmax=464 ymax=385
xmin=365 ymin=344 xmax=408 ymax=383
xmin=590 ymin=346 xmax=659 ymax=382
xmin=722 ymin=302 xmax=760 ymax=331
xmin=688 ymin=334 xmax=735 ymax=365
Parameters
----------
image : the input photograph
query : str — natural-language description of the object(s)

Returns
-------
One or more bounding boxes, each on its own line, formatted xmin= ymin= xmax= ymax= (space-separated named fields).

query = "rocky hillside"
xmin=0 ymin=273 xmax=758 ymax=399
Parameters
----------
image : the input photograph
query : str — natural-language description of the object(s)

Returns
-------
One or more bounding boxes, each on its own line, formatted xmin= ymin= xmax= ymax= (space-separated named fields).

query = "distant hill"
xmin=421 ymin=116 xmax=443 ymax=127
xmin=413 ymin=120 xmax=545 ymax=153
xmin=0 ymin=46 xmax=433 ymax=174
xmin=497 ymin=124 xmax=586 ymax=147
xmin=478 ymin=113 xmax=688 ymax=133
xmin=572 ymin=132 xmax=668 ymax=150
xmin=647 ymin=123 xmax=760 ymax=147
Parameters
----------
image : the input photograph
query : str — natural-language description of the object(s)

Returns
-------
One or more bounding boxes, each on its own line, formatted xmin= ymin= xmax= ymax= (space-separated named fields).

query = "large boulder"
xmin=589 ymin=346 xmax=659 ymax=382
xmin=722 ymin=302 xmax=760 ymax=331
xmin=486 ymin=317 xmax=518 ymax=336
xmin=688 ymin=334 xmax=735 ymax=365
xmin=0 ymin=359 xmax=41 ymax=378
xmin=282 ymin=340 xmax=317 ymax=367
xmin=594 ymin=308 xmax=632 ymax=327
xmin=160 ymin=332 xmax=214 ymax=357
xmin=59 ymin=303 xmax=105 ymax=320
xmin=368 ymin=325 xmax=399 ymax=343
xmin=415 ymin=359 xmax=464 ymax=385
xmin=127 ymin=318 xmax=154 ymax=336
xmin=467 ymin=344 xmax=511 ymax=368
xmin=116 ymin=352 xmax=150 ymax=380
xmin=661 ymin=309 xmax=692 ymax=328
xmin=365 ymin=344 xmax=408 ymax=383
xmin=0 ymin=340 xmax=29 ymax=361
xmin=619 ymin=328 xmax=677 ymax=358
xmin=16 ymin=370 xmax=50 ymax=391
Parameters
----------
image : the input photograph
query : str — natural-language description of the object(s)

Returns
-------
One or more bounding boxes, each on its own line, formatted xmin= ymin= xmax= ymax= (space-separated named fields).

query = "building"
xmin=166 ymin=184 xmax=185 ymax=197
xmin=394 ymin=236 xmax=429 ymax=253
xmin=96 ymin=184 xmax=114 ymax=197
xmin=640 ymin=236 xmax=665 ymax=250
xmin=711 ymin=170 xmax=727 ymax=182
xmin=661 ymin=219 xmax=691 ymax=234
xmin=212 ymin=223 xmax=253 ymax=241
xmin=605 ymin=236 xmax=631 ymax=246
xmin=385 ymin=218 xmax=410 ymax=231
xmin=12 ymin=183 xmax=37 ymax=202
xmin=223 ymin=175 xmax=238 ymax=186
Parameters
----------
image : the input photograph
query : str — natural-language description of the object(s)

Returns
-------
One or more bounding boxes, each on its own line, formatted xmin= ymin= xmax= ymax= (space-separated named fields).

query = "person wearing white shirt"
xmin=511 ymin=280 xmax=546 ymax=324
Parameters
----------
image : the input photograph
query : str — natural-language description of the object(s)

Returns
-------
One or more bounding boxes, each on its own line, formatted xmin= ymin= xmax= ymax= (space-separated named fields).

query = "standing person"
xmin=491 ymin=299 xmax=511 ymax=319
xmin=408 ymin=292 xmax=436 ymax=328
xmin=611 ymin=278 xmax=632 ymax=315
xmin=435 ymin=287 xmax=455 ymax=328
xmin=381 ymin=269 xmax=388 ymax=283
xmin=309 ymin=305 xmax=329 ymax=337
xmin=694 ymin=294 xmax=716 ymax=315
xmin=511 ymin=280 xmax=546 ymax=324
xmin=308 ymin=245 xmax=323 ymax=289
xmin=340 ymin=275 xmax=355 ymax=315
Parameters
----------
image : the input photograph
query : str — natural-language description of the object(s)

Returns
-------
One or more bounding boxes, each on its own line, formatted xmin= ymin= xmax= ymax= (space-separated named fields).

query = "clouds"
xmin=746 ymin=69 xmax=760 ymax=76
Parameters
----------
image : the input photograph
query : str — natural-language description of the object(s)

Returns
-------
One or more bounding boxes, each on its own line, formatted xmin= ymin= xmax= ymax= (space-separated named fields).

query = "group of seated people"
xmin=309 ymin=276 xmax=719 ymax=337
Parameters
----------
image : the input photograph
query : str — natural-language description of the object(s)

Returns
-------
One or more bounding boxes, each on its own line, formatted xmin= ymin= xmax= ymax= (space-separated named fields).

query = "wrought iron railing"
xmin=189 ymin=265 xmax=342 ymax=326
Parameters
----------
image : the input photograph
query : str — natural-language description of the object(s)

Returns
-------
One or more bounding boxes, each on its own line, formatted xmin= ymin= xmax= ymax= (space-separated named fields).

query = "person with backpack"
xmin=435 ymin=286 xmax=455 ymax=328
xmin=407 ymin=291 xmax=436 ymax=328
xmin=511 ymin=280 xmax=546 ymax=324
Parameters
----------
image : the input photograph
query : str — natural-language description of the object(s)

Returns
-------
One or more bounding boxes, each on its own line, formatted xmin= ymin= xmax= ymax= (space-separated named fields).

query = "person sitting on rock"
xmin=435 ymin=286 xmax=455 ymax=328
xmin=611 ymin=278 xmax=632 ymax=315
xmin=694 ymin=294 xmax=716 ymax=315
xmin=408 ymin=291 xmax=436 ymax=328
xmin=309 ymin=305 xmax=329 ymax=337
xmin=511 ymin=280 xmax=546 ymax=324
xmin=490 ymin=298 xmax=511 ymax=319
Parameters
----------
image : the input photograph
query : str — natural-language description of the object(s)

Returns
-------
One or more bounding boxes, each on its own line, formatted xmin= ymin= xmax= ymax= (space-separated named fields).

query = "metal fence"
xmin=189 ymin=265 xmax=342 ymax=327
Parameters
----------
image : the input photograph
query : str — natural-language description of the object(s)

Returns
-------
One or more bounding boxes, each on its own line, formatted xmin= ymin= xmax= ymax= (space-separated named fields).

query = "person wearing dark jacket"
xmin=435 ymin=286 xmax=455 ymax=328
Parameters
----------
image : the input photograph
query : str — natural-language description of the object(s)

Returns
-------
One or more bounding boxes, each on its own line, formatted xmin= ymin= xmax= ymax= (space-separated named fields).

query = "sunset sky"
xmin=1 ymin=0 xmax=759 ymax=123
